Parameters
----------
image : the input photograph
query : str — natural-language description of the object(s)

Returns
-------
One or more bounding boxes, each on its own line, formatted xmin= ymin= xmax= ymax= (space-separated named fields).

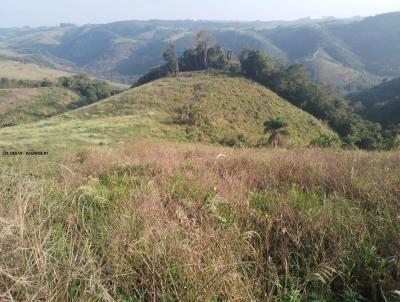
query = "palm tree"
xmin=264 ymin=117 xmax=288 ymax=148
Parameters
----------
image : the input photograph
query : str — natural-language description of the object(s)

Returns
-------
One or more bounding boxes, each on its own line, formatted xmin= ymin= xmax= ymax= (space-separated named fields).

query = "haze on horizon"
xmin=0 ymin=0 xmax=399 ymax=27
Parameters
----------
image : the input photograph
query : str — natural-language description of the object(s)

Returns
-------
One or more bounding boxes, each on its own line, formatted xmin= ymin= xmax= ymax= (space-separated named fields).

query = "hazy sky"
xmin=1 ymin=0 xmax=399 ymax=27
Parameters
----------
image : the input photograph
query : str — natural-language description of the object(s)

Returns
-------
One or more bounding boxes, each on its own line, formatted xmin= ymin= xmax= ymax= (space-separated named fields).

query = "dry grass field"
xmin=0 ymin=88 xmax=41 ymax=111
xmin=0 ymin=60 xmax=72 ymax=80
xmin=1 ymin=140 xmax=399 ymax=301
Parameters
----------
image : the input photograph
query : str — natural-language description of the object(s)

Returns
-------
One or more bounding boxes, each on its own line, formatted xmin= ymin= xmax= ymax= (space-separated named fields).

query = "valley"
xmin=1 ymin=12 xmax=400 ymax=92
xmin=1 ymin=6 xmax=400 ymax=302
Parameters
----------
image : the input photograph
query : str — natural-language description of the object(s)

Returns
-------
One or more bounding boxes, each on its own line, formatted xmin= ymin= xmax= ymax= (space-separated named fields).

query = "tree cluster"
xmin=1 ymin=75 xmax=115 ymax=105
xmin=238 ymin=49 xmax=384 ymax=149
xmin=179 ymin=31 xmax=237 ymax=72
xmin=58 ymin=74 xmax=114 ymax=104
xmin=0 ymin=77 xmax=54 ymax=89
xmin=134 ymin=31 xmax=239 ymax=87
xmin=134 ymin=31 xmax=394 ymax=150
xmin=1 ymin=75 xmax=117 ymax=110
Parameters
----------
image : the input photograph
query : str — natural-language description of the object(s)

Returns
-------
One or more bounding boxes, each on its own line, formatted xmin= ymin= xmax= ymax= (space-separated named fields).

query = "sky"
xmin=0 ymin=0 xmax=399 ymax=27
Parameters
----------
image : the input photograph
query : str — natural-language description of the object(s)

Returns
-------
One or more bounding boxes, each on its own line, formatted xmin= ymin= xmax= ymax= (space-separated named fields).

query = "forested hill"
xmin=135 ymin=34 xmax=389 ymax=150
xmin=349 ymin=77 xmax=400 ymax=125
xmin=1 ymin=12 xmax=399 ymax=92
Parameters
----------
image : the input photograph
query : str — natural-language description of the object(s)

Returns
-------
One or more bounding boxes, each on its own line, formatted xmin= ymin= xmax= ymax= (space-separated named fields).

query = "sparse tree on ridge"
xmin=195 ymin=30 xmax=216 ymax=69
xmin=206 ymin=44 xmax=227 ymax=69
xmin=226 ymin=50 xmax=233 ymax=64
xmin=163 ymin=44 xmax=179 ymax=76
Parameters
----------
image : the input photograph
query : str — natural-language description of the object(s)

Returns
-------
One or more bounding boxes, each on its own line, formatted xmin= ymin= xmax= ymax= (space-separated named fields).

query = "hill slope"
xmin=0 ymin=72 xmax=335 ymax=148
xmin=349 ymin=77 xmax=400 ymax=125
xmin=0 ymin=87 xmax=80 ymax=127
xmin=1 ymin=13 xmax=399 ymax=91
xmin=0 ymin=59 xmax=72 ymax=80
xmin=329 ymin=12 xmax=400 ymax=77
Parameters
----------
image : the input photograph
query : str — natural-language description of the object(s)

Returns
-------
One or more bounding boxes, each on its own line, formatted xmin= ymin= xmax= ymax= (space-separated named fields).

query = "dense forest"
xmin=135 ymin=31 xmax=399 ymax=150
xmin=349 ymin=77 xmax=400 ymax=125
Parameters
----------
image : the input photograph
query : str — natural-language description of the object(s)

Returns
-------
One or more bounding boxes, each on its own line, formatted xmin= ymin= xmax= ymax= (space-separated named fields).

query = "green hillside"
xmin=329 ymin=12 xmax=400 ymax=77
xmin=0 ymin=71 xmax=335 ymax=148
xmin=349 ymin=77 xmax=400 ymax=125
xmin=305 ymin=49 xmax=382 ymax=93
xmin=0 ymin=87 xmax=80 ymax=127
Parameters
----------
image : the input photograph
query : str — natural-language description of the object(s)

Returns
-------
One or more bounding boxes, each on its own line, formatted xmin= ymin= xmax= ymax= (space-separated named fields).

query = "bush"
xmin=134 ymin=66 xmax=166 ymax=87
xmin=311 ymin=134 xmax=339 ymax=148
xmin=59 ymin=74 xmax=113 ymax=103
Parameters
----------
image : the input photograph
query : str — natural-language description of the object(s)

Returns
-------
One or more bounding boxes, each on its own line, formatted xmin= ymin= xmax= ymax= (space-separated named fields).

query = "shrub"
xmin=311 ymin=133 xmax=339 ymax=148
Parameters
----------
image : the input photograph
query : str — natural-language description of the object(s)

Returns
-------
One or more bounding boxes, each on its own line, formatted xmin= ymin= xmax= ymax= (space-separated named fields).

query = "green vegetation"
xmin=0 ymin=71 xmax=335 ymax=148
xmin=0 ymin=87 xmax=80 ymax=127
xmin=134 ymin=44 xmax=180 ymax=86
xmin=264 ymin=117 xmax=289 ymax=147
xmin=0 ymin=77 xmax=55 ymax=89
xmin=136 ymin=34 xmax=384 ymax=150
xmin=0 ymin=75 xmax=121 ymax=128
xmin=135 ymin=32 xmax=239 ymax=87
xmin=310 ymin=133 xmax=340 ymax=148
xmin=1 ymin=14 xmax=400 ymax=302
xmin=58 ymin=74 xmax=116 ymax=105
xmin=328 ymin=12 xmax=400 ymax=77
xmin=349 ymin=77 xmax=400 ymax=126
xmin=348 ymin=77 xmax=400 ymax=149
xmin=305 ymin=48 xmax=383 ymax=93
xmin=238 ymin=49 xmax=384 ymax=150
xmin=69 ymin=71 xmax=335 ymax=148
xmin=4 ymin=13 xmax=400 ymax=89
xmin=1 ymin=142 xmax=399 ymax=301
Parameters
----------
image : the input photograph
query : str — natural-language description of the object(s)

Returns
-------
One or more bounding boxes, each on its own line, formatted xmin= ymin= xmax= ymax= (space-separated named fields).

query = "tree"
xmin=134 ymin=66 xmax=165 ymax=87
xmin=274 ymin=57 xmax=288 ymax=71
xmin=195 ymin=30 xmax=216 ymax=69
xmin=163 ymin=44 xmax=179 ymax=76
xmin=239 ymin=48 xmax=274 ymax=80
xmin=226 ymin=50 xmax=233 ymax=64
xmin=0 ymin=77 xmax=10 ymax=88
xmin=264 ymin=117 xmax=288 ymax=148
xmin=59 ymin=77 xmax=74 ymax=89
xmin=41 ymin=78 xmax=52 ymax=87
xmin=179 ymin=48 xmax=201 ymax=71
xmin=207 ymin=44 xmax=228 ymax=69
xmin=94 ymin=82 xmax=112 ymax=99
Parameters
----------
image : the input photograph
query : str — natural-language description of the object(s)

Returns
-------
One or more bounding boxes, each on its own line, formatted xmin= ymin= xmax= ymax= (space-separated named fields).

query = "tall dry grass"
xmin=1 ymin=140 xmax=400 ymax=301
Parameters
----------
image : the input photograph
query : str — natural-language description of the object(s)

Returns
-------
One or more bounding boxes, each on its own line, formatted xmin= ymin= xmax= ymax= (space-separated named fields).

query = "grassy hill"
xmin=0 ymin=87 xmax=80 ymax=127
xmin=0 ymin=59 xmax=72 ymax=80
xmin=0 ymin=71 xmax=335 ymax=148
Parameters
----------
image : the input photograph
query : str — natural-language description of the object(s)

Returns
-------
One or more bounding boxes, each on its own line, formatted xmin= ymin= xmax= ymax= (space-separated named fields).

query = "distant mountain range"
xmin=1 ymin=12 xmax=399 ymax=91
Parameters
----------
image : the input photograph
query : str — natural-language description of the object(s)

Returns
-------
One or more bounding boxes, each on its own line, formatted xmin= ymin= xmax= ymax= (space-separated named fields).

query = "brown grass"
xmin=1 ymin=140 xmax=399 ymax=301
xmin=0 ymin=60 xmax=72 ymax=81
xmin=0 ymin=88 xmax=41 ymax=111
